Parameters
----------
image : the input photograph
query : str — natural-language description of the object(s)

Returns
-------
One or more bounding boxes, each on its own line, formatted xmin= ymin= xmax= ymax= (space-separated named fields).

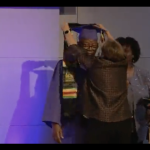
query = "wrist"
xmin=52 ymin=122 xmax=59 ymax=127
xmin=105 ymin=30 xmax=110 ymax=35
xmin=63 ymin=29 xmax=73 ymax=37
xmin=105 ymin=31 xmax=114 ymax=40
xmin=62 ymin=27 xmax=70 ymax=32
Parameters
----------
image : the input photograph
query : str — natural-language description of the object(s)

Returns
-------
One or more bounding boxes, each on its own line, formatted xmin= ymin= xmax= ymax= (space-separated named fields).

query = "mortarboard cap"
xmin=69 ymin=23 xmax=106 ymax=41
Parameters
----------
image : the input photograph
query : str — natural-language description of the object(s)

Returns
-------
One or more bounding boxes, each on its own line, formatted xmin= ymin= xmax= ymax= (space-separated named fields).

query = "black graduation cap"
xmin=69 ymin=23 xmax=104 ymax=33
xmin=63 ymin=23 xmax=106 ymax=50
xmin=69 ymin=23 xmax=105 ymax=41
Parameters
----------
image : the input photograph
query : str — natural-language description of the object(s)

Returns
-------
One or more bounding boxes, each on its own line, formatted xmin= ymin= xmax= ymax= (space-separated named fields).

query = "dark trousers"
xmin=130 ymin=117 xmax=144 ymax=144
xmin=131 ymin=132 xmax=139 ymax=144
xmin=131 ymin=131 xmax=145 ymax=144
xmin=85 ymin=118 xmax=132 ymax=144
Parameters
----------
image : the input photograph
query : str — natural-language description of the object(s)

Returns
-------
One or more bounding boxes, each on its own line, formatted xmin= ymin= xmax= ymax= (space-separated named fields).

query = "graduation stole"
xmin=62 ymin=61 xmax=78 ymax=99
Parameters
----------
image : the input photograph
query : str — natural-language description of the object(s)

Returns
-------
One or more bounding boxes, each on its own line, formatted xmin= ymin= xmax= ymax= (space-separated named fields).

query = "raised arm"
xmin=61 ymin=23 xmax=77 ymax=46
xmin=93 ymin=24 xmax=114 ymax=42
xmin=61 ymin=23 xmax=94 ymax=69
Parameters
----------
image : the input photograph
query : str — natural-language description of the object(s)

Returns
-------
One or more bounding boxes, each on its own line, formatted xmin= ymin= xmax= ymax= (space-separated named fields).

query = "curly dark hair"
xmin=116 ymin=37 xmax=141 ymax=63
xmin=115 ymin=37 xmax=126 ymax=46
xmin=125 ymin=37 xmax=141 ymax=63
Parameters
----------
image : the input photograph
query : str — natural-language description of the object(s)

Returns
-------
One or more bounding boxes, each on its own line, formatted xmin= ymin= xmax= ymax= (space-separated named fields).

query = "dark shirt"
xmin=64 ymin=44 xmax=131 ymax=122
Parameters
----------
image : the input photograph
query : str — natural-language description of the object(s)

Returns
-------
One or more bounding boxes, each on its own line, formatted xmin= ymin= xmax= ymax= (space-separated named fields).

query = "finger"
xmin=57 ymin=137 xmax=62 ymax=144
xmin=61 ymin=22 xmax=68 ymax=29
xmin=93 ymin=25 xmax=107 ymax=32
xmin=94 ymin=24 xmax=102 ymax=27
xmin=59 ymin=129 xmax=64 ymax=139
xmin=53 ymin=132 xmax=61 ymax=144
xmin=52 ymin=133 xmax=57 ymax=142
xmin=54 ymin=135 xmax=61 ymax=144
xmin=56 ymin=132 xmax=62 ymax=144
xmin=93 ymin=25 xmax=99 ymax=28
xmin=64 ymin=22 xmax=68 ymax=27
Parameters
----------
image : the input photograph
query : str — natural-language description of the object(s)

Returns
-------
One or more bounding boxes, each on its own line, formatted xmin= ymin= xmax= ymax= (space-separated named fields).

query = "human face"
xmin=124 ymin=45 xmax=134 ymax=64
xmin=78 ymin=39 xmax=98 ymax=56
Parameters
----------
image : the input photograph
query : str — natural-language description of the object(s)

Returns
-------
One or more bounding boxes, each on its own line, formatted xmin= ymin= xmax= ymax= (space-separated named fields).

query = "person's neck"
xmin=128 ymin=62 xmax=134 ymax=70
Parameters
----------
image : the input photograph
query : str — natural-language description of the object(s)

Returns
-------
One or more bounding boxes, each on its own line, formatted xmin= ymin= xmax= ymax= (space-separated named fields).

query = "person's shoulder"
xmin=55 ymin=59 xmax=63 ymax=67
xmin=120 ymin=59 xmax=128 ymax=66
xmin=134 ymin=65 xmax=150 ymax=77
xmin=53 ymin=60 xmax=63 ymax=72
xmin=135 ymin=65 xmax=149 ymax=72
xmin=57 ymin=59 xmax=63 ymax=64
xmin=96 ymin=57 xmax=127 ymax=66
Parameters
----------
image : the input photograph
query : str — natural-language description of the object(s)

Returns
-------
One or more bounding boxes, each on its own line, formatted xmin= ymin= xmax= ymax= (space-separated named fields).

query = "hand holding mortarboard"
xmin=93 ymin=24 xmax=114 ymax=42
xmin=69 ymin=23 xmax=105 ymax=42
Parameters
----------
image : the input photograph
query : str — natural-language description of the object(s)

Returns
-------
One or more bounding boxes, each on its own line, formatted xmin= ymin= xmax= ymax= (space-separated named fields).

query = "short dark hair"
xmin=115 ymin=37 xmax=126 ymax=46
xmin=125 ymin=37 xmax=141 ymax=63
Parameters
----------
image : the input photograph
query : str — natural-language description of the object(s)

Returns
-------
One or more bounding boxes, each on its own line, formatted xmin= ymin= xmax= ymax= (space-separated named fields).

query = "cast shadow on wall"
xmin=5 ymin=60 xmax=58 ymax=143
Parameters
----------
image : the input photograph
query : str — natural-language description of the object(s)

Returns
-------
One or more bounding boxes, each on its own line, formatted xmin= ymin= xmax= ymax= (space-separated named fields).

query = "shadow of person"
xmin=4 ymin=60 xmax=58 ymax=143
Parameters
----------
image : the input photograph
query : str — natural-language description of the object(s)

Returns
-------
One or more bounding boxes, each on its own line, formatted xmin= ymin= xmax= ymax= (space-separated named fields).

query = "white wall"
xmin=0 ymin=8 xmax=59 ymax=143
xmin=77 ymin=7 xmax=150 ymax=71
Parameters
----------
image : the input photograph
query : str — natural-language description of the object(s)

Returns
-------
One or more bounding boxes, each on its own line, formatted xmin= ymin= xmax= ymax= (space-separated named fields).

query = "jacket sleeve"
xmin=42 ymin=60 xmax=62 ymax=127
xmin=64 ymin=44 xmax=94 ymax=70
xmin=145 ymin=70 xmax=150 ymax=96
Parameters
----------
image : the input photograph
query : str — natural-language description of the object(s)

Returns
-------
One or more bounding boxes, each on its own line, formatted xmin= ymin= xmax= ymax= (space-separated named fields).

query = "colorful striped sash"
xmin=62 ymin=61 xmax=77 ymax=99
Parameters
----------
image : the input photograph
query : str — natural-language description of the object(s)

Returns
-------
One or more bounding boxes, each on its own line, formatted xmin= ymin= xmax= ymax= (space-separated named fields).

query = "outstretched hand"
xmin=93 ymin=24 xmax=107 ymax=31
xmin=93 ymin=24 xmax=114 ymax=41
xmin=52 ymin=123 xmax=64 ymax=144
xmin=61 ymin=22 xmax=70 ymax=32
xmin=93 ymin=24 xmax=107 ymax=44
